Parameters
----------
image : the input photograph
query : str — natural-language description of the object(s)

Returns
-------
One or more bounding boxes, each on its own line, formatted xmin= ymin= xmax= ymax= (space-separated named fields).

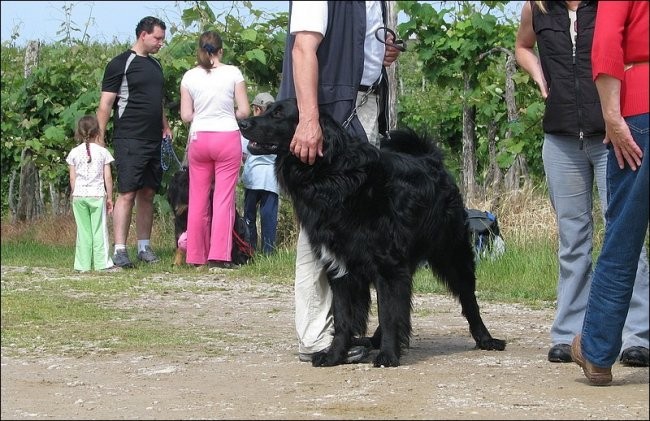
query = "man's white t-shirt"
xmin=289 ymin=1 xmax=385 ymax=86
xmin=180 ymin=65 xmax=245 ymax=133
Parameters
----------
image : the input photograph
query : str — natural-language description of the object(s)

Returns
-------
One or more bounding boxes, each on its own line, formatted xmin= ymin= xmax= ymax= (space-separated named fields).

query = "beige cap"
xmin=252 ymin=92 xmax=275 ymax=108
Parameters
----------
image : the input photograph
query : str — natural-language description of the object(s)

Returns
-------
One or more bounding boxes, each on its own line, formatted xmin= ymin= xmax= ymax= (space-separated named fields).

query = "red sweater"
xmin=591 ymin=1 xmax=649 ymax=117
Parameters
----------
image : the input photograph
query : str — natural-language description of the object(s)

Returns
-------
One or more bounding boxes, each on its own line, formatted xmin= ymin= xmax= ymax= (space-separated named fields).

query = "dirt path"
xmin=1 ymin=267 xmax=648 ymax=420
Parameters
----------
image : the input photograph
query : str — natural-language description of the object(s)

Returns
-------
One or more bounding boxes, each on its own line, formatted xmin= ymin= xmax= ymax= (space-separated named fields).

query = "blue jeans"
xmin=243 ymin=189 xmax=279 ymax=254
xmin=582 ymin=113 xmax=650 ymax=367
xmin=543 ymin=134 xmax=649 ymax=350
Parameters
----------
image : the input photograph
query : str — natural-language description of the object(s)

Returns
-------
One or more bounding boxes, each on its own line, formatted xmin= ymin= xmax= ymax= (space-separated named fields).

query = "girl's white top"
xmin=66 ymin=143 xmax=114 ymax=197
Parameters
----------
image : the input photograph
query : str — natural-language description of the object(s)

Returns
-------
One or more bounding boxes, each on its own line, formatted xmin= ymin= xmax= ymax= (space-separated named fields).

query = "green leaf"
xmin=241 ymin=29 xmax=258 ymax=42
xmin=43 ymin=126 xmax=66 ymax=143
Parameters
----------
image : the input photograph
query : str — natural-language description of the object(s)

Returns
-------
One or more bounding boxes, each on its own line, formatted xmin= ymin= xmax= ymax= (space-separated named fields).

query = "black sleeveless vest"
xmin=278 ymin=1 xmax=390 ymax=141
xmin=532 ymin=0 xmax=604 ymax=138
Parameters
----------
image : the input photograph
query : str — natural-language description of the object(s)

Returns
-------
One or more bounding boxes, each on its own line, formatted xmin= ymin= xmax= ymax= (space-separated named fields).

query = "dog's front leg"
xmin=311 ymin=335 xmax=349 ymax=367
xmin=311 ymin=275 xmax=365 ymax=367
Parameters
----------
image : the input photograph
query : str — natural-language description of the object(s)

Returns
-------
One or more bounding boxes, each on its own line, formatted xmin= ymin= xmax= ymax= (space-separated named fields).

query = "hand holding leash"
xmin=375 ymin=27 xmax=406 ymax=52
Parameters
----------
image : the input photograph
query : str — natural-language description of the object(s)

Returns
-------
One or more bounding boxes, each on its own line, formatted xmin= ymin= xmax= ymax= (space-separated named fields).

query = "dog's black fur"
xmin=238 ymin=98 xmax=506 ymax=368
xmin=166 ymin=168 xmax=253 ymax=266
xmin=167 ymin=168 xmax=190 ymax=266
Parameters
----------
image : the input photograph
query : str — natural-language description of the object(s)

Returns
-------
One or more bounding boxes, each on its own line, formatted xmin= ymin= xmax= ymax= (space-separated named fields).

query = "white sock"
xmin=138 ymin=239 xmax=150 ymax=253
xmin=114 ymin=244 xmax=126 ymax=254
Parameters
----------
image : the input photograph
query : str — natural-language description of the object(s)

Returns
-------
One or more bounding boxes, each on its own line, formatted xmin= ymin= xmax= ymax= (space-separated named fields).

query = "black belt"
xmin=358 ymin=84 xmax=378 ymax=92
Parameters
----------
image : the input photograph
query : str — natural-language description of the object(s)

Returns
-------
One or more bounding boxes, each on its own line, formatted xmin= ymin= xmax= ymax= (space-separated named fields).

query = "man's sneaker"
xmin=299 ymin=345 xmax=369 ymax=364
xmin=113 ymin=250 xmax=134 ymax=268
xmin=137 ymin=246 xmax=160 ymax=263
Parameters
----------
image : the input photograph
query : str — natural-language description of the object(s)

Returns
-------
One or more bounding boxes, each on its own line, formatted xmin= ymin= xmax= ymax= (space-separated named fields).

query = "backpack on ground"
xmin=232 ymin=209 xmax=254 ymax=265
xmin=466 ymin=208 xmax=505 ymax=261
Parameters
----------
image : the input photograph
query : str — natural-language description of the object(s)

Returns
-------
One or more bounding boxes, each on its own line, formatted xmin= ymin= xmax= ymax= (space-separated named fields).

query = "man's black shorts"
xmin=112 ymin=138 xmax=163 ymax=193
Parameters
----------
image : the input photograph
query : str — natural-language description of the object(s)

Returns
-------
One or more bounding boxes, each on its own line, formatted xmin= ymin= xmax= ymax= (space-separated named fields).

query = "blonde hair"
xmin=197 ymin=30 xmax=223 ymax=72
xmin=75 ymin=115 xmax=99 ymax=163
xmin=534 ymin=1 xmax=547 ymax=14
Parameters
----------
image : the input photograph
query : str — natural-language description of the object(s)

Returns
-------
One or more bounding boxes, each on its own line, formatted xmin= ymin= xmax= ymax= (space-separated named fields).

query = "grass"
xmin=1 ymin=185 xmax=605 ymax=356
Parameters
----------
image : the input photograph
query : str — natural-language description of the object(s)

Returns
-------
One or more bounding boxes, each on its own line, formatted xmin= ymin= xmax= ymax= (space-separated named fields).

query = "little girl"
xmin=66 ymin=115 xmax=120 ymax=272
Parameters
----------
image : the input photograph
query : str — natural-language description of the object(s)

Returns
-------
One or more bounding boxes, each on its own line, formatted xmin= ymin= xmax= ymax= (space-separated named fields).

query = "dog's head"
xmin=238 ymin=98 xmax=299 ymax=156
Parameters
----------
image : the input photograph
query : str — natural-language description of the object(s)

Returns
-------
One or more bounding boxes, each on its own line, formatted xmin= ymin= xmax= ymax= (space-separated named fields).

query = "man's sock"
xmin=138 ymin=239 xmax=150 ymax=253
xmin=114 ymin=244 xmax=126 ymax=255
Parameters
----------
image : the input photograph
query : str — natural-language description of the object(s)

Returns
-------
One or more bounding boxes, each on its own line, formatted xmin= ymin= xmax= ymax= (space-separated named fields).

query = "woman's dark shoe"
xmin=620 ymin=346 xmax=649 ymax=367
xmin=548 ymin=343 xmax=572 ymax=363
xmin=208 ymin=260 xmax=239 ymax=270
xmin=571 ymin=335 xmax=612 ymax=386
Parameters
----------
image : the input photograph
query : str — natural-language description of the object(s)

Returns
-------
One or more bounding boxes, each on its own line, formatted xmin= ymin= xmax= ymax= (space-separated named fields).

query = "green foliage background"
xmin=1 ymin=1 xmax=547 ymax=235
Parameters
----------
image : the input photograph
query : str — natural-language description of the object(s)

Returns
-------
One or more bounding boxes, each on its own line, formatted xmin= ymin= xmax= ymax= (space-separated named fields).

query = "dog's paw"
xmin=373 ymin=352 xmax=400 ymax=368
xmin=476 ymin=337 xmax=506 ymax=351
xmin=311 ymin=351 xmax=341 ymax=367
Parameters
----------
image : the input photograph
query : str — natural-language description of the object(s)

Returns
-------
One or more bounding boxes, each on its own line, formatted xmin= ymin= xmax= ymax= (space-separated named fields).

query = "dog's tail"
xmin=381 ymin=129 xmax=441 ymax=159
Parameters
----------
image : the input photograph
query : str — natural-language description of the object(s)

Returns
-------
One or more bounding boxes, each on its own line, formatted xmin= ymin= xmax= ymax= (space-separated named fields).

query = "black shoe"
xmin=620 ymin=346 xmax=649 ymax=367
xmin=344 ymin=345 xmax=369 ymax=363
xmin=548 ymin=343 xmax=572 ymax=363
xmin=208 ymin=260 xmax=239 ymax=270
xmin=298 ymin=345 xmax=369 ymax=364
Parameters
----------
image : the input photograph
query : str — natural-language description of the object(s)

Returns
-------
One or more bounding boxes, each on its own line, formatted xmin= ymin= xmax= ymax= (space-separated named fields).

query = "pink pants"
xmin=186 ymin=130 xmax=242 ymax=265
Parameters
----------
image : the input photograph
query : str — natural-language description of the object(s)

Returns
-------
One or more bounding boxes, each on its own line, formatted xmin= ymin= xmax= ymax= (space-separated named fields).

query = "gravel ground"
xmin=1 ymin=266 xmax=648 ymax=420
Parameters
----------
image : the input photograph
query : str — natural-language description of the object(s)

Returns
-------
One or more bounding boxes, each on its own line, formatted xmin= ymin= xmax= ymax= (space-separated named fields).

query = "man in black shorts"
xmin=97 ymin=16 xmax=172 ymax=268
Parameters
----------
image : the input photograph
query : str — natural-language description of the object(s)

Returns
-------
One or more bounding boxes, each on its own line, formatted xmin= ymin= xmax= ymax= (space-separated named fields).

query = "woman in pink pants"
xmin=180 ymin=30 xmax=250 ymax=268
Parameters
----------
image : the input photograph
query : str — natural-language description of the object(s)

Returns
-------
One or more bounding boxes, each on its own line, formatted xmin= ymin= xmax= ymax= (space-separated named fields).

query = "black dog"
xmin=166 ymin=168 xmax=253 ymax=266
xmin=167 ymin=168 xmax=190 ymax=266
xmin=238 ymin=98 xmax=506 ymax=368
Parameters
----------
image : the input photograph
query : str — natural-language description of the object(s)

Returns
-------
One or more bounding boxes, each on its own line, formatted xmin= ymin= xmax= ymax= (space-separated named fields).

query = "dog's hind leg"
xmin=311 ymin=274 xmax=371 ymax=367
xmin=372 ymin=269 xmax=413 ymax=367
xmin=173 ymin=248 xmax=185 ymax=266
xmin=428 ymin=249 xmax=506 ymax=351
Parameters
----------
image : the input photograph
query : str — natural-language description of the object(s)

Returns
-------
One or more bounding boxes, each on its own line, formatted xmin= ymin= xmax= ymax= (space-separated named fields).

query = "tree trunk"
xmin=9 ymin=170 xmax=17 ymax=223
xmin=478 ymin=47 xmax=531 ymax=194
xmin=16 ymin=148 xmax=39 ymax=222
xmin=24 ymin=40 xmax=39 ymax=77
xmin=462 ymin=71 xmax=478 ymax=201
xmin=16 ymin=40 xmax=42 ymax=222
xmin=485 ymin=120 xmax=502 ymax=192
xmin=505 ymin=154 xmax=531 ymax=190
xmin=502 ymin=48 xmax=531 ymax=190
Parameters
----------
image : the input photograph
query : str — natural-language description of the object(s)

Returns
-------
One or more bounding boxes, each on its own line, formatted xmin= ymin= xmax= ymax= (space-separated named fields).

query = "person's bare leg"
xmin=113 ymin=191 xmax=137 ymax=245
xmin=135 ymin=187 xmax=156 ymax=241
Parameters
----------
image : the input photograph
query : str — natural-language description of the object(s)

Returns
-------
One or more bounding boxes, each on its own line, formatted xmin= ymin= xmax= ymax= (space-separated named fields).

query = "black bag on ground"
xmin=232 ymin=209 xmax=254 ymax=265
xmin=466 ymin=208 xmax=505 ymax=260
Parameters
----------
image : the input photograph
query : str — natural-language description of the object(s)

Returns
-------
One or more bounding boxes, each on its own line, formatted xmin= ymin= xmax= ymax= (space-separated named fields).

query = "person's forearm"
xmin=96 ymin=104 xmax=111 ymax=147
xmin=515 ymin=47 xmax=547 ymax=97
xmin=594 ymin=74 xmax=622 ymax=123
xmin=292 ymin=37 xmax=320 ymax=122
xmin=104 ymin=168 xmax=113 ymax=198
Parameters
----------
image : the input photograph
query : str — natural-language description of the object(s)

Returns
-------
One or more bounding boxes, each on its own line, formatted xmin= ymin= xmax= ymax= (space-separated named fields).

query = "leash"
xmin=161 ymin=135 xmax=183 ymax=171
xmin=342 ymin=74 xmax=383 ymax=130
xmin=374 ymin=27 xmax=406 ymax=52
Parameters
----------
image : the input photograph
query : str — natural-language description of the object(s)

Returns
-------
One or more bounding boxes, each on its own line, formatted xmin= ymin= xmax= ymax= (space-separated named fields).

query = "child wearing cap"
xmin=240 ymin=92 xmax=279 ymax=254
